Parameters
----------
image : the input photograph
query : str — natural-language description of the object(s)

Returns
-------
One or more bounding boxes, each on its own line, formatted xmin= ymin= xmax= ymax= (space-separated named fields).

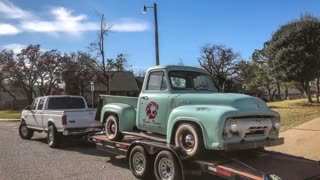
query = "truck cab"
xmin=100 ymin=65 xmax=283 ymax=158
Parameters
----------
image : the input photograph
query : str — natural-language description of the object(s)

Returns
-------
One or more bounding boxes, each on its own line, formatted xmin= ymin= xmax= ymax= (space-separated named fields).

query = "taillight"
xmin=62 ymin=115 xmax=67 ymax=125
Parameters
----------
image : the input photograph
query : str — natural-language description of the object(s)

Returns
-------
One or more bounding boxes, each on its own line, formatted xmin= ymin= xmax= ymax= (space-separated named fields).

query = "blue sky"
xmin=0 ymin=0 xmax=319 ymax=72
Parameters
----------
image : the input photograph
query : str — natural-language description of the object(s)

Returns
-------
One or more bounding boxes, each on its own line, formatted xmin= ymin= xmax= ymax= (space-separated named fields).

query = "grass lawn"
xmin=0 ymin=110 xmax=21 ymax=120
xmin=268 ymin=98 xmax=320 ymax=131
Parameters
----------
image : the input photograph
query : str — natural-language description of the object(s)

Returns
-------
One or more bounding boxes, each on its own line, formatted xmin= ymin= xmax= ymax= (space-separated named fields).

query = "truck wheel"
xmin=105 ymin=115 xmax=123 ymax=141
xmin=129 ymin=145 xmax=152 ymax=179
xmin=47 ymin=125 xmax=62 ymax=148
xmin=174 ymin=123 xmax=204 ymax=158
xmin=19 ymin=121 xmax=34 ymax=139
xmin=154 ymin=150 xmax=181 ymax=180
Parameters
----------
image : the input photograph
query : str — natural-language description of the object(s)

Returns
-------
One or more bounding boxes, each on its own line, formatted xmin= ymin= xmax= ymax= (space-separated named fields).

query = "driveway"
xmin=268 ymin=117 xmax=320 ymax=160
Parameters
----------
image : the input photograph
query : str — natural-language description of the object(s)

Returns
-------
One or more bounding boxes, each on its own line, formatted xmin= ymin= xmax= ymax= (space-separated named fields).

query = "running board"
xmin=122 ymin=131 xmax=167 ymax=143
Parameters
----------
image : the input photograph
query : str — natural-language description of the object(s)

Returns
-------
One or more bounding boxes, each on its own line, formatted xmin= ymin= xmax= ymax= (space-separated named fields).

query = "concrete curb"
xmin=0 ymin=119 xmax=20 ymax=122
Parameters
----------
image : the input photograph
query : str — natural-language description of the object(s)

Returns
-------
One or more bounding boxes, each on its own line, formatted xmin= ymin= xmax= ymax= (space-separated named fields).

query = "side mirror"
xmin=25 ymin=105 xmax=31 ymax=110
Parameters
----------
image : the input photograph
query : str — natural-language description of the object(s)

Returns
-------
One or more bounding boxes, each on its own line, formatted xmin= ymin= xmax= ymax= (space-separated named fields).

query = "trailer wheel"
xmin=129 ymin=145 xmax=152 ymax=179
xmin=175 ymin=123 xmax=204 ymax=158
xmin=47 ymin=125 xmax=62 ymax=148
xmin=105 ymin=115 xmax=123 ymax=141
xmin=154 ymin=150 xmax=181 ymax=180
xmin=19 ymin=121 xmax=34 ymax=139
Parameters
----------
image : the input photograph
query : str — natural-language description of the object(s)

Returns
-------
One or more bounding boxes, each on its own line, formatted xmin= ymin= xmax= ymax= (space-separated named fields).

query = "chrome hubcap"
xmin=111 ymin=124 xmax=116 ymax=133
xmin=185 ymin=134 xmax=195 ymax=147
xmin=106 ymin=120 xmax=117 ymax=138
xmin=158 ymin=158 xmax=174 ymax=180
xmin=179 ymin=132 xmax=195 ymax=152
xmin=132 ymin=152 xmax=145 ymax=174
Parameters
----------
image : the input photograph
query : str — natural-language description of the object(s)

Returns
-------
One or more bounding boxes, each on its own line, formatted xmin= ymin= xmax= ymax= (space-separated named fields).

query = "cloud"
xmin=2 ymin=43 xmax=48 ymax=54
xmin=0 ymin=24 xmax=20 ymax=35
xmin=111 ymin=19 xmax=150 ymax=32
xmin=21 ymin=7 xmax=99 ymax=36
xmin=0 ymin=2 xmax=150 ymax=37
xmin=0 ymin=0 xmax=32 ymax=19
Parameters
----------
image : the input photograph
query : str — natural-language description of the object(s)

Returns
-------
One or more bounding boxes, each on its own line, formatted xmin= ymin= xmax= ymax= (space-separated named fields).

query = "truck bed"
xmin=92 ymin=135 xmax=320 ymax=180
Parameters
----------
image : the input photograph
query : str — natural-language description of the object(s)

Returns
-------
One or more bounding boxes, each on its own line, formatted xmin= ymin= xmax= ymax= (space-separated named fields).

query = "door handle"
xmin=141 ymin=96 xmax=149 ymax=100
xmin=69 ymin=120 xmax=75 ymax=123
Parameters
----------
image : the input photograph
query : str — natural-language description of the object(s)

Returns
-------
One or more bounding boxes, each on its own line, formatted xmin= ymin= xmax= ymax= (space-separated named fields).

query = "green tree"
xmin=267 ymin=15 xmax=320 ymax=103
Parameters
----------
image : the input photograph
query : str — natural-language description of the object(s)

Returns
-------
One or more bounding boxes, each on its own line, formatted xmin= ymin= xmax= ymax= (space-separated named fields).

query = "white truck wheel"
xmin=105 ymin=115 xmax=123 ymax=141
xmin=47 ymin=125 xmax=62 ymax=148
xmin=175 ymin=123 xmax=204 ymax=158
xmin=19 ymin=121 xmax=34 ymax=139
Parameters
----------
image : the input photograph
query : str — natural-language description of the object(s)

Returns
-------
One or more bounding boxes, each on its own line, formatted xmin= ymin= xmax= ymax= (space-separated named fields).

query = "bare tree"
xmin=198 ymin=44 xmax=239 ymax=92
xmin=89 ymin=14 xmax=112 ymax=94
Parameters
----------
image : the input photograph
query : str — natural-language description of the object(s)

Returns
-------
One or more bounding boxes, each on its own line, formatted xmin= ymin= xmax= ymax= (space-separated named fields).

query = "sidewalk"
xmin=267 ymin=117 xmax=320 ymax=160
xmin=0 ymin=119 xmax=20 ymax=122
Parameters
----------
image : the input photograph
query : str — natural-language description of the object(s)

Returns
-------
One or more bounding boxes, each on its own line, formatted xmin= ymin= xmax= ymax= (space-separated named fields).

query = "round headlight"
xmin=229 ymin=120 xmax=238 ymax=133
xmin=273 ymin=122 xmax=280 ymax=129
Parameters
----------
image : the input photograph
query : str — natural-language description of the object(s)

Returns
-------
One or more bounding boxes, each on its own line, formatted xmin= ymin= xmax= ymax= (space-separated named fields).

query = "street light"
xmin=90 ymin=81 xmax=94 ymax=109
xmin=142 ymin=3 xmax=160 ymax=66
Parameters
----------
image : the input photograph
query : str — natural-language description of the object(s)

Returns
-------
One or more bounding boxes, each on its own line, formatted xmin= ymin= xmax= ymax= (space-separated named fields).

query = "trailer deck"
xmin=92 ymin=135 xmax=320 ymax=180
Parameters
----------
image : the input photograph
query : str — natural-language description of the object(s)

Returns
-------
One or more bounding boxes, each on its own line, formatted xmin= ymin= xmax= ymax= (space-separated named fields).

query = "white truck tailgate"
xmin=64 ymin=110 xmax=101 ymax=128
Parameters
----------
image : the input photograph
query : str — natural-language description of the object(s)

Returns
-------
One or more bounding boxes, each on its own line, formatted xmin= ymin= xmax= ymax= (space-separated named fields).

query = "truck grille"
xmin=224 ymin=116 xmax=274 ymax=138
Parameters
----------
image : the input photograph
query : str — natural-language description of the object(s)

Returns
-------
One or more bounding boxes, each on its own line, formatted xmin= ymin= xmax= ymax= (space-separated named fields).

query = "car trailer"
xmin=91 ymin=134 xmax=320 ymax=180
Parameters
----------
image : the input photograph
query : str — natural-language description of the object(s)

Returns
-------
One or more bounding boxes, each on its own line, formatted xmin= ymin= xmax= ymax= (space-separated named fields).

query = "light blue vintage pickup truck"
xmin=98 ymin=65 xmax=283 ymax=157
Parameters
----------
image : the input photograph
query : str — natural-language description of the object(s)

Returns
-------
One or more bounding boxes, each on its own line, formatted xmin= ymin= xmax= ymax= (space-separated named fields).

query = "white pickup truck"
xmin=19 ymin=95 xmax=102 ymax=148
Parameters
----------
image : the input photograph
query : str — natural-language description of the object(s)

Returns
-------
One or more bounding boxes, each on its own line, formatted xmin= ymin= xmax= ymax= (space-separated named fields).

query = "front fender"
xmin=100 ymin=103 xmax=136 ymax=132
xmin=167 ymin=105 xmax=238 ymax=149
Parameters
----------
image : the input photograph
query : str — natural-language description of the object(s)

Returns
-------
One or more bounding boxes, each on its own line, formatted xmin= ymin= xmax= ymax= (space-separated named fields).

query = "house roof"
xmin=94 ymin=71 xmax=140 ymax=92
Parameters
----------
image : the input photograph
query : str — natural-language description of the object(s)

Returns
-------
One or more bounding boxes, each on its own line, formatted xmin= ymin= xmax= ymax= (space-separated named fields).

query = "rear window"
xmin=47 ymin=97 xmax=86 ymax=110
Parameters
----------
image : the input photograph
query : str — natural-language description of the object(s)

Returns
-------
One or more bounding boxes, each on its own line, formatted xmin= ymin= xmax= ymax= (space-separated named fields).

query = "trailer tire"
xmin=129 ymin=145 xmax=152 ymax=179
xmin=154 ymin=150 xmax=181 ymax=180
xmin=105 ymin=115 xmax=123 ymax=141
xmin=47 ymin=125 xmax=62 ymax=148
xmin=175 ymin=123 xmax=204 ymax=158
xmin=19 ymin=121 xmax=34 ymax=139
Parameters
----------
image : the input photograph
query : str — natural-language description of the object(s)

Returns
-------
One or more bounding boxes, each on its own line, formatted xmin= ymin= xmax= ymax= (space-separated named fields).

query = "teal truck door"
xmin=139 ymin=71 xmax=169 ymax=135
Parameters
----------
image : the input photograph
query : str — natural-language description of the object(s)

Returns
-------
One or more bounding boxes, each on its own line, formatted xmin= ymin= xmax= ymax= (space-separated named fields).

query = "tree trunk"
xmin=285 ymin=86 xmax=288 ymax=100
xmin=276 ymin=80 xmax=281 ymax=101
xmin=271 ymin=89 xmax=277 ymax=101
xmin=27 ymin=90 xmax=33 ymax=105
xmin=302 ymin=81 xmax=313 ymax=103
xmin=80 ymin=81 xmax=84 ymax=96
xmin=316 ymin=78 xmax=320 ymax=103
xmin=266 ymin=86 xmax=272 ymax=102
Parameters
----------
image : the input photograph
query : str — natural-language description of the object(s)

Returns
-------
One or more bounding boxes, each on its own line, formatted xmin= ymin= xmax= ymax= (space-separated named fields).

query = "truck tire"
xmin=105 ymin=115 xmax=123 ymax=141
xmin=47 ymin=125 xmax=62 ymax=148
xmin=174 ymin=123 xmax=204 ymax=158
xmin=154 ymin=150 xmax=181 ymax=180
xmin=129 ymin=145 xmax=152 ymax=179
xmin=19 ymin=121 xmax=34 ymax=139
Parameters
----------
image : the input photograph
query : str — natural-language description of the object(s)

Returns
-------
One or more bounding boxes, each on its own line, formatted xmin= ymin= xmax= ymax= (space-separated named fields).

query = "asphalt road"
xmin=0 ymin=121 xmax=217 ymax=180
xmin=0 ymin=121 xmax=137 ymax=180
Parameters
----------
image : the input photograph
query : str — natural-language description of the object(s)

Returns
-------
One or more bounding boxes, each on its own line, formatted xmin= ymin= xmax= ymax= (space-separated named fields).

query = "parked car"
xmin=19 ymin=95 xmax=102 ymax=148
xmin=98 ymin=65 xmax=283 ymax=158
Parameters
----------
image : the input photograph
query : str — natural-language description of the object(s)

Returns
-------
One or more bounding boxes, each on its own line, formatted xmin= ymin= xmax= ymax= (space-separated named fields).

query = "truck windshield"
xmin=169 ymin=70 xmax=216 ymax=91
xmin=47 ymin=97 xmax=86 ymax=110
